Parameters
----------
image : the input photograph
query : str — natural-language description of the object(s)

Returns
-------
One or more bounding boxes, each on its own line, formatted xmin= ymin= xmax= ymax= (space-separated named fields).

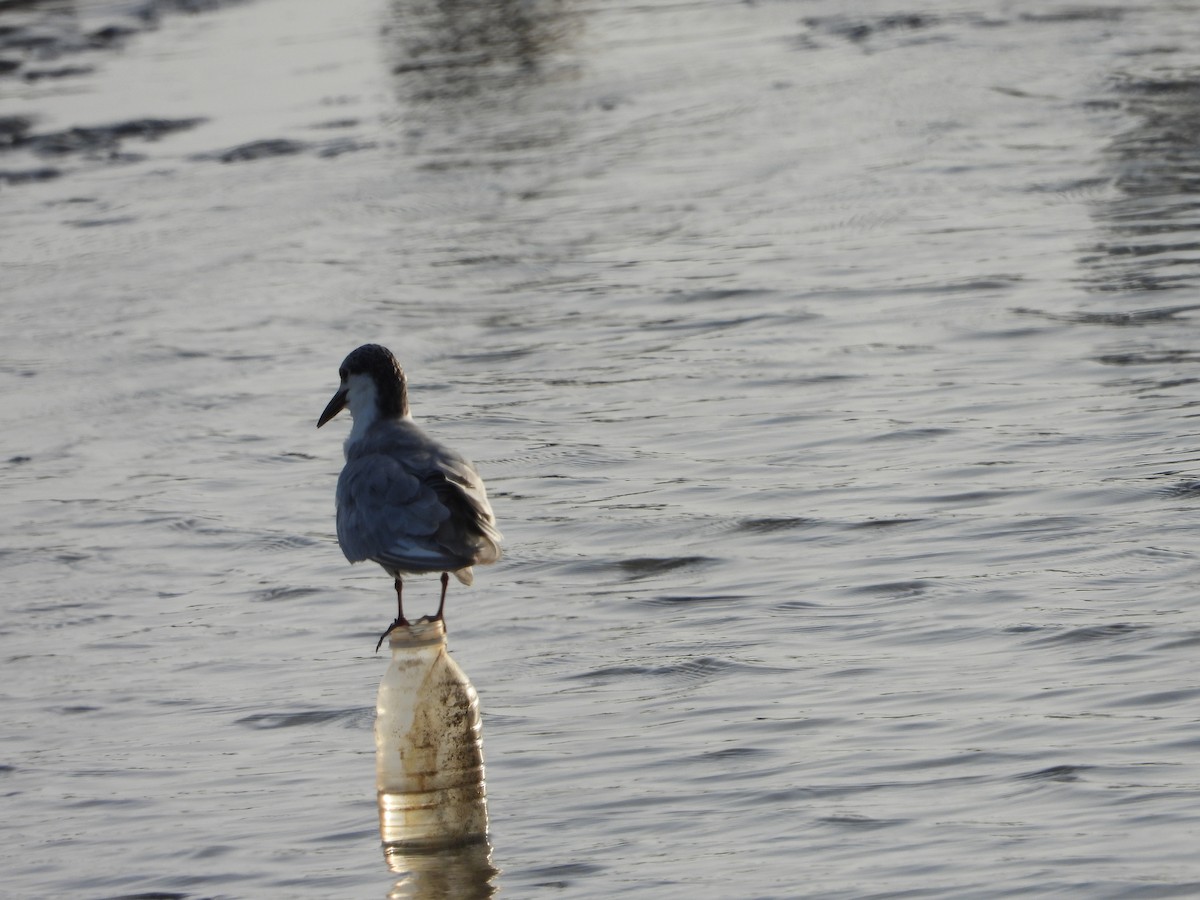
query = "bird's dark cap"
xmin=340 ymin=343 xmax=408 ymax=418
xmin=342 ymin=344 xmax=404 ymax=382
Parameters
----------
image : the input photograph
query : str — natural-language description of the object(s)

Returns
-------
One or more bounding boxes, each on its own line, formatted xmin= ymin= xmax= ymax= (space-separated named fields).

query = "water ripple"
xmin=1027 ymin=623 xmax=1150 ymax=645
xmin=235 ymin=708 xmax=369 ymax=730
xmin=1016 ymin=764 xmax=1091 ymax=782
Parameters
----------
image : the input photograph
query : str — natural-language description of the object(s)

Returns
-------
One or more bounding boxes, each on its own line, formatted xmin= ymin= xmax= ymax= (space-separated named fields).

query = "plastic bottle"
xmin=375 ymin=618 xmax=489 ymax=852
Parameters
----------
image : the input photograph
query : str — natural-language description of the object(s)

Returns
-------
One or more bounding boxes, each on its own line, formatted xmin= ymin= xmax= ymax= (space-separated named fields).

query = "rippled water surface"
xmin=7 ymin=0 xmax=1200 ymax=896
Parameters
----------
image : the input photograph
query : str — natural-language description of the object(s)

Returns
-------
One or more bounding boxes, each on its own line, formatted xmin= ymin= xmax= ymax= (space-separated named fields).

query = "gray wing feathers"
xmin=335 ymin=420 xmax=501 ymax=575
xmin=433 ymin=457 xmax=503 ymax=561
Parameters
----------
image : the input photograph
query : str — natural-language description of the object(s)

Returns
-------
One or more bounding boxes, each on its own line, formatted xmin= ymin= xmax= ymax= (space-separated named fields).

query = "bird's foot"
xmin=375 ymin=616 xmax=409 ymax=652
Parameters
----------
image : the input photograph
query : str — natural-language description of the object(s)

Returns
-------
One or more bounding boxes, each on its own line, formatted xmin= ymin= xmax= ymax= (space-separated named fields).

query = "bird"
xmin=317 ymin=343 xmax=502 ymax=650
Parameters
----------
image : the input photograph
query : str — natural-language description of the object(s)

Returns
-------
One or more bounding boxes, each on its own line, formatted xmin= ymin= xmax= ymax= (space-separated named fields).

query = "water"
xmin=4 ymin=0 xmax=1200 ymax=896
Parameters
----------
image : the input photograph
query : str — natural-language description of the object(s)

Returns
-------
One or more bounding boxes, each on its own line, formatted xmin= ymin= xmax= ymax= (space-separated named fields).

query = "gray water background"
xmin=5 ymin=0 xmax=1200 ymax=896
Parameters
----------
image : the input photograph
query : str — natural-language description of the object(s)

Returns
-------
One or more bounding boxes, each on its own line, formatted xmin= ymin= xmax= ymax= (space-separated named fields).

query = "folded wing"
xmin=335 ymin=437 xmax=501 ymax=576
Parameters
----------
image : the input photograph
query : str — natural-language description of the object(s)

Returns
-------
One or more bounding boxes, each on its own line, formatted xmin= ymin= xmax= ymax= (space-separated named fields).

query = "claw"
xmin=375 ymin=616 xmax=408 ymax=652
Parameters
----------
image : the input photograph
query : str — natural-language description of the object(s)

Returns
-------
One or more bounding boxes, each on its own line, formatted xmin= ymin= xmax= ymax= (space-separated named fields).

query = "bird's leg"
xmin=375 ymin=577 xmax=409 ymax=652
xmin=394 ymin=577 xmax=407 ymax=624
xmin=434 ymin=572 xmax=449 ymax=626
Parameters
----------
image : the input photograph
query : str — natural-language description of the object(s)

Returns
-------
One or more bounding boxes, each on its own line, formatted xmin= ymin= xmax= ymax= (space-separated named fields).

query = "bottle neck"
xmin=386 ymin=618 xmax=447 ymax=651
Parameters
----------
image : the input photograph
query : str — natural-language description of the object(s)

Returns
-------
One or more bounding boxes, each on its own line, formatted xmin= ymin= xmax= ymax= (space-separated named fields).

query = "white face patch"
xmin=345 ymin=372 xmax=381 ymax=445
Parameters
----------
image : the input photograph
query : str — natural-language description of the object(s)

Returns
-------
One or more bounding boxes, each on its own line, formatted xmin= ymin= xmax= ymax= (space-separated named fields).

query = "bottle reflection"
xmin=385 ymin=841 xmax=498 ymax=899
xmin=375 ymin=619 xmax=496 ymax=895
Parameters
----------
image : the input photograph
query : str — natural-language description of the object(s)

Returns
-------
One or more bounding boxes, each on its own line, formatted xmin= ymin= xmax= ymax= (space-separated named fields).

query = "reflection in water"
xmin=384 ymin=0 xmax=574 ymax=103
xmin=378 ymin=0 xmax=582 ymax=281
xmin=385 ymin=840 xmax=499 ymax=899
xmin=1083 ymin=71 xmax=1200 ymax=293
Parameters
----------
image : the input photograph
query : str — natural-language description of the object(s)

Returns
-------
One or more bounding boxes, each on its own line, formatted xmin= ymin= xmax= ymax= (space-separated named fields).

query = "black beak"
xmin=317 ymin=387 xmax=348 ymax=428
